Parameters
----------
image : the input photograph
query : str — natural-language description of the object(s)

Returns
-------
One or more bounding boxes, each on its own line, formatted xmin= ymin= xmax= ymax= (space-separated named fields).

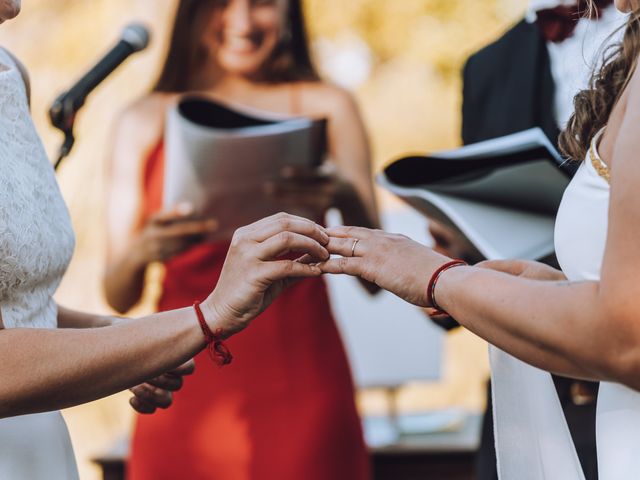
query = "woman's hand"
xmin=133 ymin=203 xmax=218 ymax=264
xmin=203 ymin=213 xmax=330 ymax=336
xmin=476 ymin=259 xmax=566 ymax=281
xmin=129 ymin=360 xmax=195 ymax=414
xmin=319 ymin=226 xmax=452 ymax=307
xmin=264 ymin=165 xmax=355 ymax=218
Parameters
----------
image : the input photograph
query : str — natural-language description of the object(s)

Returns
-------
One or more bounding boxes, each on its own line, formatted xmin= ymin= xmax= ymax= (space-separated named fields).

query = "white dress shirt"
xmin=526 ymin=2 xmax=627 ymax=128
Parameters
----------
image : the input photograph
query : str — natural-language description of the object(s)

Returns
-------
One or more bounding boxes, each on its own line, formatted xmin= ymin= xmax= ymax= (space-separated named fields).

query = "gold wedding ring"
xmin=350 ymin=239 xmax=360 ymax=257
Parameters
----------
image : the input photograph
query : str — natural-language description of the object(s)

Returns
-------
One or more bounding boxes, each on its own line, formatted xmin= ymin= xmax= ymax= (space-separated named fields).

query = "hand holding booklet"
xmin=163 ymin=95 xmax=326 ymax=240
xmin=378 ymin=128 xmax=572 ymax=262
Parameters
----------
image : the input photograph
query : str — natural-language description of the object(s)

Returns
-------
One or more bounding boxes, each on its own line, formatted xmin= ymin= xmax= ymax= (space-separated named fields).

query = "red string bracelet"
xmin=426 ymin=260 xmax=468 ymax=316
xmin=193 ymin=301 xmax=233 ymax=366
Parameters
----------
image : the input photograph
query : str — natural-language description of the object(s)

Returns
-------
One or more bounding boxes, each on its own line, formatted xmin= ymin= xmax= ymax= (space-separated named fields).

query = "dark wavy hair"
xmin=152 ymin=0 xmax=319 ymax=93
xmin=559 ymin=1 xmax=640 ymax=160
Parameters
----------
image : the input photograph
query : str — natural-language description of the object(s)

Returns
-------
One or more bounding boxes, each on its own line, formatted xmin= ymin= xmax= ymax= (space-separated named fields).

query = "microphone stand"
xmin=48 ymin=24 xmax=150 ymax=171
xmin=49 ymin=93 xmax=77 ymax=171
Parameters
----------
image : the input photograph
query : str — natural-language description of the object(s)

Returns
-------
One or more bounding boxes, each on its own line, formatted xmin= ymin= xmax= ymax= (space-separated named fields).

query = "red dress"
xmin=127 ymin=142 xmax=370 ymax=480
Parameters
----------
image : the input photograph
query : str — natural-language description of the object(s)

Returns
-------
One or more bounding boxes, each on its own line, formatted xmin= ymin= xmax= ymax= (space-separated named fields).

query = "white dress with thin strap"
xmin=491 ymin=131 xmax=638 ymax=479
xmin=0 ymin=48 xmax=79 ymax=479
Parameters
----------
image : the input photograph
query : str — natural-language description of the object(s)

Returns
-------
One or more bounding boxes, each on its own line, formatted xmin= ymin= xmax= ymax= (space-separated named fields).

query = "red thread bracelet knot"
xmin=193 ymin=301 xmax=233 ymax=366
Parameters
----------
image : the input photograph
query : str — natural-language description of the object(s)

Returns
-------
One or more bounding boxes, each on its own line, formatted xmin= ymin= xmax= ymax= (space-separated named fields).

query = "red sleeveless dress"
xmin=127 ymin=142 xmax=370 ymax=480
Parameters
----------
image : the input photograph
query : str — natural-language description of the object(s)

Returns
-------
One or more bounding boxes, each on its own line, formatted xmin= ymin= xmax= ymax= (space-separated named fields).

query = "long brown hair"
xmin=153 ymin=0 xmax=320 ymax=93
xmin=559 ymin=2 xmax=640 ymax=160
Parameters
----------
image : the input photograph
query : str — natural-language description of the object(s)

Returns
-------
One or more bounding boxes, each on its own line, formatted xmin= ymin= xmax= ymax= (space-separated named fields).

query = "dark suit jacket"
xmin=461 ymin=19 xmax=598 ymax=480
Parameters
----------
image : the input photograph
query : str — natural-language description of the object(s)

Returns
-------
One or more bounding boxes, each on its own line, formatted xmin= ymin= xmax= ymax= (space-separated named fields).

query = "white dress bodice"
xmin=492 ymin=132 xmax=640 ymax=479
xmin=0 ymin=48 xmax=79 ymax=479
xmin=556 ymin=134 xmax=640 ymax=479
xmin=0 ymin=53 xmax=75 ymax=329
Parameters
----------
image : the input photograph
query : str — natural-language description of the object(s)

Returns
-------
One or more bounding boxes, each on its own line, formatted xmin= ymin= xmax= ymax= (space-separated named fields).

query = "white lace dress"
xmin=491 ymin=131 xmax=640 ymax=479
xmin=0 ymin=48 xmax=79 ymax=479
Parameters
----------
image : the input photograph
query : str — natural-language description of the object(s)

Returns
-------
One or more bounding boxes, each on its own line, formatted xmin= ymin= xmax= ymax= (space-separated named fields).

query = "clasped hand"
xmin=129 ymin=217 xmax=566 ymax=415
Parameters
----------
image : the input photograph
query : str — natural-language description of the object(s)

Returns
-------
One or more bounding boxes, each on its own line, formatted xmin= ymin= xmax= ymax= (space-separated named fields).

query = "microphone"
xmin=50 ymin=23 xmax=150 ymax=169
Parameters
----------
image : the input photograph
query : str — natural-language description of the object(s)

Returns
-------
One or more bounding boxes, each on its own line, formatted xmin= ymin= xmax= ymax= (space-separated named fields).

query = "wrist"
xmin=193 ymin=300 xmax=234 ymax=366
xmin=427 ymin=260 xmax=468 ymax=312
xmin=200 ymin=294 xmax=236 ymax=339
xmin=431 ymin=264 xmax=472 ymax=314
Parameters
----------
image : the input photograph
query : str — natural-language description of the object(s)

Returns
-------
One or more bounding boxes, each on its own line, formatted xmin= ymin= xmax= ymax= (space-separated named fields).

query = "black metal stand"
xmin=53 ymin=129 xmax=75 ymax=171
xmin=49 ymin=93 xmax=77 ymax=171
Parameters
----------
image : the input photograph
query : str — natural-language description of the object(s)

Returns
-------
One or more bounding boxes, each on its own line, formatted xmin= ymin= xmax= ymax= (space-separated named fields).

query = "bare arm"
xmin=57 ymin=305 xmax=200 ymax=413
xmin=322 ymin=230 xmax=613 ymax=383
xmin=435 ymin=63 xmax=640 ymax=386
xmin=103 ymin=99 xmax=161 ymax=313
xmin=57 ymin=305 xmax=115 ymax=328
xmin=1 ymin=213 xmax=329 ymax=418
xmin=319 ymin=61 xmax=640 ymax=390
xmin=103 ymin=96 xmax=216 ymax=313
xmin=325 ymin=86 xmax=380 ymax=294
xmin=325 ymin=85 xmax=380 ymax=229
xmin=1 ymin=306 xmax=208 ymax=417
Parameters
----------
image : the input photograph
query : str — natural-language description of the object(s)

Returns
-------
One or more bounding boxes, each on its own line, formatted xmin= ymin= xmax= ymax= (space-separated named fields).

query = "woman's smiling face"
xmin=201 ymin=0 xmax=286 ymax=77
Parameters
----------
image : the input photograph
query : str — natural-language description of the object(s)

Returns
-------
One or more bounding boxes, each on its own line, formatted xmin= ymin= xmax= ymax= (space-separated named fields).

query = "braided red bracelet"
xmin=193 ymin=301 xmax=233 ymax=366
xmin=426 ymin=260 xmax=468 ymax=316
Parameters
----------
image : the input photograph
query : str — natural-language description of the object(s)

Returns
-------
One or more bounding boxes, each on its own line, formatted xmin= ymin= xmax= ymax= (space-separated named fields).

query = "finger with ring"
xmin=351 ymin=239 xmax=360 ymax=257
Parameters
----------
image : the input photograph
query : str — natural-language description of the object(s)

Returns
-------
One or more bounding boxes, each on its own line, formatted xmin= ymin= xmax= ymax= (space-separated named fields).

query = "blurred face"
xmin=202 ymin=0 xmax=285 ymax=76
xmin=0 ymin=0 xmax=20 ymax=23
xmin=615 ymin=0 xmax=640 ymax=12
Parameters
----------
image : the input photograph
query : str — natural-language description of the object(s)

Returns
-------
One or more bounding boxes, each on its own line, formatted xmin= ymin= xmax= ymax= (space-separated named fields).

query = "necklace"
xmin=589 ymin=131 xmax=611 ymax=184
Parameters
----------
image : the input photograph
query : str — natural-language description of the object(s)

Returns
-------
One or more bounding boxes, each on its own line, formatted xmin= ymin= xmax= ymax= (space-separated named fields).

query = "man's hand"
xmin=428 ymin=220 xmax=470 ymax=260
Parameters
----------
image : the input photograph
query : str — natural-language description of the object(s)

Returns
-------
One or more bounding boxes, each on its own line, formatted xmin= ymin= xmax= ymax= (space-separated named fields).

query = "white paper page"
xmin=380 ymin=176 xmax=556 ymax=261
xmin=163 ymin=104 xmax=320 ymax=239
xmin=422 ymin=192 xmax=555 ymax=260
xmin=433 ymin=128 xmax=562 ymax=163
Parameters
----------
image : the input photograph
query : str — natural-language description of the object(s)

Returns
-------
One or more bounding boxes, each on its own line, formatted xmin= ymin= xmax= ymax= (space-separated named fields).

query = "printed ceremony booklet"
xmin=378 ymin=128 xmax=573 ymax=262
xmin=163 ymin=95 xmax=327 ymax=240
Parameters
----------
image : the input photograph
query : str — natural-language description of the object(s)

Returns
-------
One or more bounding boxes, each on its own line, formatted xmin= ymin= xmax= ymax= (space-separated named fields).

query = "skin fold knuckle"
xmin=274 ymin=212 xmax=289 ymax=223
xmin=338 ymin=256 xmax=350 ymax=271
xmin=279 ymin=231 xmax=293 ymax=246
xmin=282 ymin=261 xmax=295 ymax=275
xmin=230 ymin=230 xmax=245 ymax=248
xmin=277 ymin=217 xmax=291 ymax=231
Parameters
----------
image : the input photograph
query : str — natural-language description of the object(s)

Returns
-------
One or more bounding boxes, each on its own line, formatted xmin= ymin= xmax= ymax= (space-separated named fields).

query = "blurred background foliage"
xmin=0 ymin=0 xmax=527 ymax=478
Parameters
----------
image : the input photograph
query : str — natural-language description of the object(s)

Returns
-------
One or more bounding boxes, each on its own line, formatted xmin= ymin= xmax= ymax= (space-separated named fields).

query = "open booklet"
xmin=163 ymin=95 xmax=327 ymax=240
xmin=378 ymin=128 xmax=573 ymax=262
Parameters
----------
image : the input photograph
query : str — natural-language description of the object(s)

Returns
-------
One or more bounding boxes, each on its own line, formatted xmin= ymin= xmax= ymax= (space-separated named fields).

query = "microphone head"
xmin=121 ymin=23 xmax=150 ymax=52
